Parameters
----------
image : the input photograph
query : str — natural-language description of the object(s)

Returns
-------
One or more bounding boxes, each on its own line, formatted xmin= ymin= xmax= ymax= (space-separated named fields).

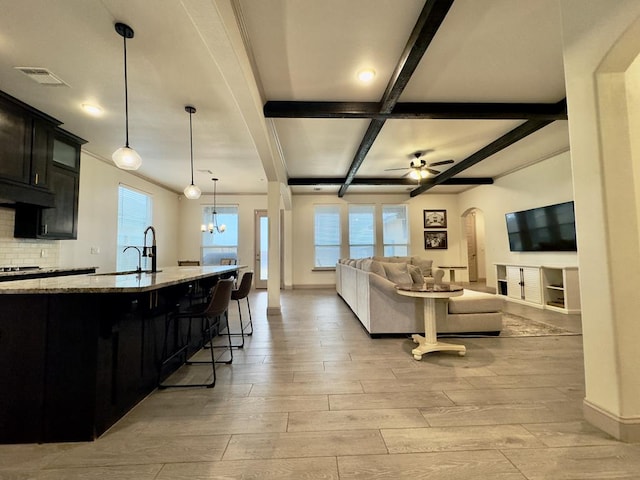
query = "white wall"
xmin=559 ymin=0 xmax=640 ymax=440
xmin=59 ymin=152 xmax=180 ymax=272
xmin=458 ymin=151 xmax=577 ymax=289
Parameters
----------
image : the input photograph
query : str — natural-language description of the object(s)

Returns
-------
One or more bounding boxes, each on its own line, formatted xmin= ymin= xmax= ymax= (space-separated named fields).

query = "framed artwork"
xmin=424 ymin=209 xmax=447 ymax=228
xmin=424 ymin=230 xmax=448 ymax=249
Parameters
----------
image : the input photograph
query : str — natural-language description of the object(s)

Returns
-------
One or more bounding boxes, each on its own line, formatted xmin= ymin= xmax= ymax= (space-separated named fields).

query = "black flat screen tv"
xmin=505 ymin=201 xmax=577 ymax=252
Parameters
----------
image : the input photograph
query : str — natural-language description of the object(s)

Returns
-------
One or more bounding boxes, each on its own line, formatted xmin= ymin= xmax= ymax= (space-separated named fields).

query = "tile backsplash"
xmin=0 ymin=207 xmax=60 ymax=268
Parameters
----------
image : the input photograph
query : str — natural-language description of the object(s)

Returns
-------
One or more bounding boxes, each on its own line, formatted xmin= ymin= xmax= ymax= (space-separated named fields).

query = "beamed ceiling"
xmin=0 ymin=0 xmax=568 ymax=196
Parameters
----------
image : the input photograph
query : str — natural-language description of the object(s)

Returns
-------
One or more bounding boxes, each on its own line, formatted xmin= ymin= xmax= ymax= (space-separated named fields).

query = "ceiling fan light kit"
xmin=112 ymin=22 xmax=142 ymax=171
xmin=385 ymin=151 xmax=454 ymax=180
xmin=183 ymin=105 xmax=202 ymax=200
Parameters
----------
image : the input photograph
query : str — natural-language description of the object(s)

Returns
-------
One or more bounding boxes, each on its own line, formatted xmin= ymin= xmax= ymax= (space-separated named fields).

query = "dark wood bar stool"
xmin=229 ymin=271 xmax=254 ymax=348
xmin=158 ymin=278 xmax=234 ymax=389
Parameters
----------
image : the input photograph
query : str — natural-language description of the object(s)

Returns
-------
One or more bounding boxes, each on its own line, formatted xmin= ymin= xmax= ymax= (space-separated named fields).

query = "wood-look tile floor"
xmin=2 ymin=288 xmax=640 ymax=479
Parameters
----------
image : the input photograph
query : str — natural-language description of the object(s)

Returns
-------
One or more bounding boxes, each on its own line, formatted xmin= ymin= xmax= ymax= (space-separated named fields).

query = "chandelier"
xmin=201 ymin=178 xmax=226 ymax=234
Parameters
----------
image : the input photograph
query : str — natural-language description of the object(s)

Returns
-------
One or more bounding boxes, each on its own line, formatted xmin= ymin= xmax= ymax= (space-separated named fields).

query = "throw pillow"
xmin=407 ymin=264 xmax=425 ymax=285
xmin=384 ymin=256 xmax=411 ymax=264
xmin=411 ymin=256 xmax=433 ymax=276
xmin=380 ymin=262 xmax=412 ymax=284
xmin=367 ymin=260 xmax=387 ymax=278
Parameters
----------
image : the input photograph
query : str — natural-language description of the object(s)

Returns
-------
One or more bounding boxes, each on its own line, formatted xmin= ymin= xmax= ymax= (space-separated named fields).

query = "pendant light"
xmin=112 ymin=22 xmax=142 ymax=170
xmin=201 ymin=178 xmax=227 ymax=233
xmin=183 ymin=106 xmax=201 ymax=199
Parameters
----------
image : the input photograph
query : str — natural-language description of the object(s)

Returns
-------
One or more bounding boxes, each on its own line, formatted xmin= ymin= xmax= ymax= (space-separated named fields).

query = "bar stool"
xmin=158 ymin=278 xmax=234 ymax=389
xmin=229 ymin=271 xmax=254 ymax=348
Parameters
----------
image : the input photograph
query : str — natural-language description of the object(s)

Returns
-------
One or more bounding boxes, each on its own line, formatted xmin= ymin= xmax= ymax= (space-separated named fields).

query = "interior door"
xmin=254 ymin=210 xmax=268 ymax=289
xmin=465 ymin=213 xmax=478 ymax=282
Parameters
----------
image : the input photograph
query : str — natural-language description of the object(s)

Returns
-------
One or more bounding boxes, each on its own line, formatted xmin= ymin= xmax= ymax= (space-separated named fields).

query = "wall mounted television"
xmin=505 ymin=201 xmax=577 ymax=252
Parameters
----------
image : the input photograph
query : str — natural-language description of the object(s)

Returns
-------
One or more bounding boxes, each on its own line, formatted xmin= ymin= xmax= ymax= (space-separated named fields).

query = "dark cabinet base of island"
xmin=0 ymin=282 xmax=205 ymax=444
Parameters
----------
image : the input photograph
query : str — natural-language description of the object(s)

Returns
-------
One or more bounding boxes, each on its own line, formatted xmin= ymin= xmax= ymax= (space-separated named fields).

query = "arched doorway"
xmin=461 ymin=208 xmax=486 ymax=286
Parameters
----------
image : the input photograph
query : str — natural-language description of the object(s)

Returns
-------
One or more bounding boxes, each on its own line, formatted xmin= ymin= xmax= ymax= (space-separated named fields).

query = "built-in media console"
xmin=495 ymin=264 xmax=580 ymax=314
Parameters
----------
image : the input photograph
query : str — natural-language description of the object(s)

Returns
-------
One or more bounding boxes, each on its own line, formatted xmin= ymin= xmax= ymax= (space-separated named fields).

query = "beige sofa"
xmin=336 ymin=257 xmax=503 ymax=336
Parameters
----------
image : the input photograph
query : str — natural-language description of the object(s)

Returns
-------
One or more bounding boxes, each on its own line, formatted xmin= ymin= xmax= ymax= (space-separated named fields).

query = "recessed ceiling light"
xmin=81 ymin=103 xmax=103 ymax=116
xmin=357 ymin=69 xmax=376 ymax=83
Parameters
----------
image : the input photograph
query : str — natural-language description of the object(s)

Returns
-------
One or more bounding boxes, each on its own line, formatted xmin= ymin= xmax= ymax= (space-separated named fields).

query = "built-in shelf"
xmin=495 ymin=264 xmax=581 ymax=314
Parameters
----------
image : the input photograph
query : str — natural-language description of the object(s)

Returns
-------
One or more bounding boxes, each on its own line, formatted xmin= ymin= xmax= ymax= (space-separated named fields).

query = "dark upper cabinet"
xmin=30 ymin=119 xmax=54 ymax=189
xmin=0 ymin=97 xmax=31 ymax=183
xmin=0 ymin=93 xmax=56 ymax=189
xmin=0 ymin=90 xmax=61 ymax=206
xmin=14 ymin=129 xmax=84 ymax=240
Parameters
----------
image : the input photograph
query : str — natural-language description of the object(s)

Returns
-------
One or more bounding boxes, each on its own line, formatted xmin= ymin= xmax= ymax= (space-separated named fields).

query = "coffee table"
xmin=395 ymin=283 xmax=465 ymax=360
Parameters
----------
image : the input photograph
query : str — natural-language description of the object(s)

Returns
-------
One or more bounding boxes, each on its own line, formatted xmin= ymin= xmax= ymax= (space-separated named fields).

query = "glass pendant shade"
xmin=113 ymin=23 xmax=141 ymax=171
xmin=112 ymin=146 xmax=142 ymax=170
xmin=409 ymin=169 xmax=421 ymax=180
xmin=218 ymin=223 xmax=227 ymax=232
xmin=184 ymin=183 xmax=201 ymax=199
xmin=183 ymin=106 xmax=201 ymax=199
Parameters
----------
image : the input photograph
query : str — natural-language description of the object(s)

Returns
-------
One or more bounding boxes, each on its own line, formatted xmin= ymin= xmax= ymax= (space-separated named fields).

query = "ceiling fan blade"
xmin=426 ymin=168 xmax=441 ymax=175
xmin=401 ymin=171 xmax=411 ymax=178
xmin=427 ymin=159 xmax=454 ymax=167
xmin=384 ymin=167 xmax=410 ymax=171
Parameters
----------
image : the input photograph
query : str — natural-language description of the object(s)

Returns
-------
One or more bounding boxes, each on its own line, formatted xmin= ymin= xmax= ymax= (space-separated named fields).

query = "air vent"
xmin=14 ymin=67 xmax=69 ymax=86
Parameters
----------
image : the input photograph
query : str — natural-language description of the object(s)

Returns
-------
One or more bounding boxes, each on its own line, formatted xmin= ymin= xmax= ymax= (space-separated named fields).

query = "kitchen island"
xmin=0 ymin=265 xmax=238 ymax=444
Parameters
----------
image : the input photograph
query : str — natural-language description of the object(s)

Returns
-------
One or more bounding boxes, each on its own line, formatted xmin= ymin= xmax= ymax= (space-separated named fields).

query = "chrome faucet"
xmin=123 ymin=246 xmax=142 ymax=273
xmin=143 ymin=225 xmax=157 ymax=273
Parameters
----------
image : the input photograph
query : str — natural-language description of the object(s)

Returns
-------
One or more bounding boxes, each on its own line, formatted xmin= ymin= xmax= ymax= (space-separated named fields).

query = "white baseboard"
xmin=584 ymin=399 xmax=640 ymax=442
xmin=292 ymin=284 xmax=335 ymax=289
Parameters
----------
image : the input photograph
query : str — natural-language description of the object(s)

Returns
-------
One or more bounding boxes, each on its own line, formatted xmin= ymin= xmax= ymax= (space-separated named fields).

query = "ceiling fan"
xmin=385 ymin=152 xmax=454 ymax=180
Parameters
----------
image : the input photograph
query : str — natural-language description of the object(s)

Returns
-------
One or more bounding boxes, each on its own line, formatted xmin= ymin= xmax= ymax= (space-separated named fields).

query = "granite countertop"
xmin=0 ymin=265 xmax=239 ymax=294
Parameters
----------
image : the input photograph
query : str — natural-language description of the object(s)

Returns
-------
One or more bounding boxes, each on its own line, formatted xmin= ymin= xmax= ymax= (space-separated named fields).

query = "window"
xmin=349 ymin=205 xmax=375 ymax=258
xmin=314 ymin=205 xmax=341 ymax=267
xmin=117 ymin=185 xmax=152 ymax=271
xmin=201 ymin=205 xmax=239 ymax=265
xmin=382 ymin=204 xmax=409 ymax=256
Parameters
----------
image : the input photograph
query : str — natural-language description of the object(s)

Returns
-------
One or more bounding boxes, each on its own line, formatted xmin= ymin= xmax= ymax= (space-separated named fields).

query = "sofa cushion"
xmin=367 ymin=260 xmax=387 ymax=278
xmin=373 ymin=256 xmax=410 ymax=264
xmin=448 ymin=290 xmax=503 ymax=314
xmin=380 ymin=262 xmax=412 ymax=284
xmin=355 ymin=258 xmax=367 ymax=269
xmin=411 ymin=256 xmax=433 ymax=276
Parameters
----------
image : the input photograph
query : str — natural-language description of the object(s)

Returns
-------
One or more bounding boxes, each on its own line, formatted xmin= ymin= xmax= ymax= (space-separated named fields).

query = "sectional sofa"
xmin=336 ymin=256 xmax=503 ymax=336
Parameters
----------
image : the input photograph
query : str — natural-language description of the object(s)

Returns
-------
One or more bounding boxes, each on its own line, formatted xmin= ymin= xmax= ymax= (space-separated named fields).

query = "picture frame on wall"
xmin=424 ymin=230 xmax=448 ymax=249
xmin=424 ymin=209 xmax=447 ymax=228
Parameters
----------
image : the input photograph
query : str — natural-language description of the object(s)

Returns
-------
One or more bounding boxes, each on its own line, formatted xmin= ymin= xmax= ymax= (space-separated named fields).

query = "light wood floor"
xmin=2 ymin=288 xmax=639 ymax=479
